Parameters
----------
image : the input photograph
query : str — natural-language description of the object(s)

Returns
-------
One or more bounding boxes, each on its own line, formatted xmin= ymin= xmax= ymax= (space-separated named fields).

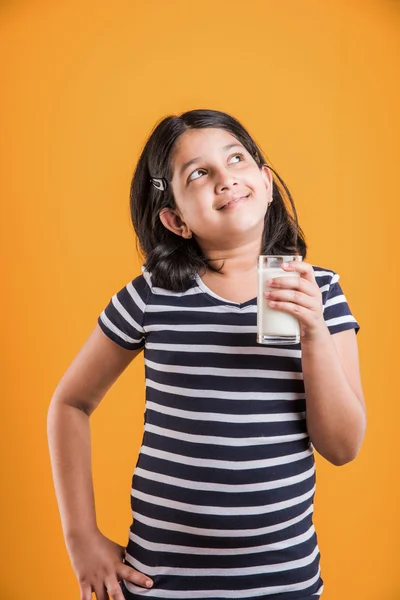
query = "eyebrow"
xmin=179 ymin=143 xmax=245 ymax=177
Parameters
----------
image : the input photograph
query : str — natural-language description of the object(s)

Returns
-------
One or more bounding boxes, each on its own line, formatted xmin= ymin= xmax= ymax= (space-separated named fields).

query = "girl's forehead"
xmin=172 ymin=128 xmax=242 ymax=167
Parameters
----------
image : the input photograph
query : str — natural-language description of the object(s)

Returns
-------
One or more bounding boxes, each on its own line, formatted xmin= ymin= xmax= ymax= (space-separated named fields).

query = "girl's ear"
xmin=159 ymin=208 xmax=193 ymax=239
xmin=261 ymin=165 xmax=273 ymax=202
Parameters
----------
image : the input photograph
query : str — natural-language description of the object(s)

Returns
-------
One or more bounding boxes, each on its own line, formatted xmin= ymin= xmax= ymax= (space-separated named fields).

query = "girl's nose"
xmin=215 ymin=169 xmax=239 ymax=193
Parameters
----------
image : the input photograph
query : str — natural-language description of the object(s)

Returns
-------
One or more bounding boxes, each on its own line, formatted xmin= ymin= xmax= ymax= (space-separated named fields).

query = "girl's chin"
xmin=199 ymin=222 xmax=265 ymax=246
xmin=223 ymin=214 xmax=266 ymax=233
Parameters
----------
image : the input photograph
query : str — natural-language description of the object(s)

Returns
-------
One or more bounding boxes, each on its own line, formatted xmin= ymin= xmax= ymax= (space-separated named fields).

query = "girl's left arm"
xmin=300 ymin=327 xmax=366 ymax=466
xmin=265 ymin=261 xmax=366 ymax=466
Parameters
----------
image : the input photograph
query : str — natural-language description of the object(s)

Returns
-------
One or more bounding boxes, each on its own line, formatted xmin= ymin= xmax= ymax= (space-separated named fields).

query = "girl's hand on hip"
xmin=66 ymin=528 xmax=153 ymax=600
xmin=264 ymin=261 xmax=327 ymax=342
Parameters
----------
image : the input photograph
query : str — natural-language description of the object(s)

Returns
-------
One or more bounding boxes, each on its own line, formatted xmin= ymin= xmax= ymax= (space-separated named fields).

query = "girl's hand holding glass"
xmin=66 ymin=529 xmax=153 ymax=600
xmin=264 ymin=260 xmax=325 ymax=342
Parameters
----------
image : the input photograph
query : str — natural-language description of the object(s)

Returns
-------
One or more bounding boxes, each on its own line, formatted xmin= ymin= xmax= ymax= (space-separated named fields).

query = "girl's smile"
xmin=216 ymin=193 xmax=250 ymax=211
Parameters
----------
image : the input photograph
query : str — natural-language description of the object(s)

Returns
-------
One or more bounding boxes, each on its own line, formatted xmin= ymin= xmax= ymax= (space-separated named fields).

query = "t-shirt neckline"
xmin=195 ymin=275 xmax=256 ymax=309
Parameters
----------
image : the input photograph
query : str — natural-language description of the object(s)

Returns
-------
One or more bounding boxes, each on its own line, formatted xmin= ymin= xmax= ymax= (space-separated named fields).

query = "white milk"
xmin=257 ymin=267 xmax=300 ymax=343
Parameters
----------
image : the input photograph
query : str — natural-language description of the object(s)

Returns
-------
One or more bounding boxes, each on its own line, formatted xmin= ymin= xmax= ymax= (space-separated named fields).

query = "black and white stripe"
xmin=98 ymin=265 xmax=359 ymax=599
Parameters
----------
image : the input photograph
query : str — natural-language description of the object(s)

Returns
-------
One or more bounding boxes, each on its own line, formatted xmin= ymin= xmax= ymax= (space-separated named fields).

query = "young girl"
xmin=48 ymin=109 xmax=366 ymax=600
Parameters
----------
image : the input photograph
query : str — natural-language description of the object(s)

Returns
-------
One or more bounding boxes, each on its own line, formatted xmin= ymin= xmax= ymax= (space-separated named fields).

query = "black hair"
xmin=129 ymin=109 xmax=307 ymax=291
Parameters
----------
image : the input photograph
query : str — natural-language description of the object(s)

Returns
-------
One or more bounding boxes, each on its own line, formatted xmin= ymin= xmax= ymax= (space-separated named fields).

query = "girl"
xmin=48 ymin=109 xmax=366 ymax=600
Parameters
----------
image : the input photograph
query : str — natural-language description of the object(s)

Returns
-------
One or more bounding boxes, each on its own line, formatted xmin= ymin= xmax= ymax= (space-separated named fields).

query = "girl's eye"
xmin=187 ymin=153 xmax=245 ymax=183
xmin=229 ymin=152 xmax=245 ymax=164
xmin=188 ymin=168 xmax=206 ymax=182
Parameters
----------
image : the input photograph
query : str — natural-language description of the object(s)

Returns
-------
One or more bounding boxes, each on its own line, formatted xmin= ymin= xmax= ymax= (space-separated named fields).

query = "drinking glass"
xmin=257 ymin=255 xmax=303 ymax=345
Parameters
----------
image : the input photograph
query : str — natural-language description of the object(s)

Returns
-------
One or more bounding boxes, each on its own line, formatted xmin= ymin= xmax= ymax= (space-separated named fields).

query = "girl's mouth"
xmin=217 ymin=194 xmax=250 ymax=210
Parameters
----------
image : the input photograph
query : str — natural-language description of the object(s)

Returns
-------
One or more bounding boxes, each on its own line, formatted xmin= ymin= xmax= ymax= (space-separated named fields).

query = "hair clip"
xmin=150 ymin=177 xmax=168 ymax=191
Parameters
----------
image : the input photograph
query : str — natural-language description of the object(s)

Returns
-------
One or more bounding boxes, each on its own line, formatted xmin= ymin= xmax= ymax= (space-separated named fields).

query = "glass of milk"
xmin=257 ymin=255 xmax=303 ymax=345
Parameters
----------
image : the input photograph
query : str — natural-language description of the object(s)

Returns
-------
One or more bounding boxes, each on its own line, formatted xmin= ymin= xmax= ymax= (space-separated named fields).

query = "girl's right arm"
xmin=47 ymin=324 xmax=153 ymax=600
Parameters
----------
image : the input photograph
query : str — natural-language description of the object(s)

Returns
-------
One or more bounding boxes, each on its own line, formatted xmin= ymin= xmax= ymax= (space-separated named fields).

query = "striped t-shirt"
xmin=98 ymin=265 xmax=360 ymax=600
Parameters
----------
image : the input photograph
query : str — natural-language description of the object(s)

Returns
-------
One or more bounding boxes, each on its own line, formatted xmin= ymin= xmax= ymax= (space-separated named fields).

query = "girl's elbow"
xmin=325 ymin=443 xmax=363 ymax=466
xmin=326 ymin=419 xmax=367 ymax=466
xmin=329 ymin=453 xmax=357 ymax=467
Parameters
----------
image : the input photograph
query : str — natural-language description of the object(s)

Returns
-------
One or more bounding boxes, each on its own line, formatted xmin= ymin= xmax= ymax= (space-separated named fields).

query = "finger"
xmin=93 ymin=585 xmax=109 ymax=600
xmin=267 ymin=276 xmax=316 ymax=296
xmin=79 ymin=583 xmax=93 ymax=600
xmin=267 ymin=296 xmax=324 ymax=326
xmin=282 ymin=260 xmax=316 ymax=282
xmin=265 ymin=289 xmax=314 ymax=310
xmin=267 ymin=299 xmax=310 ymax=320
xmin=120 ymin=566 xmax=153 ymax=589
xmin=104 ymin=576 xmax=125 ymax=600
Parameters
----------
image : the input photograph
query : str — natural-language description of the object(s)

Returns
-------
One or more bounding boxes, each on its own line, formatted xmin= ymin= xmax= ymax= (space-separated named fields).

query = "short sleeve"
xmin=322 ymin=271 xmax=360 ymax=335
xmin=97 ymin=274 xmax=150 ymax=350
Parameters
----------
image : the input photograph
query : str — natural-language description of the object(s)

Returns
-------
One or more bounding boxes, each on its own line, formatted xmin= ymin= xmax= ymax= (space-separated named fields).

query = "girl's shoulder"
xmin=311 ymin=264 xmax=339 ymax=284
xmin=310 ymin=263 xmax=356 ymax=320
xmin=311 ymin=264 xmax=360 ymax=334
xmin=310 ymin=264 xmax=342 ymax=306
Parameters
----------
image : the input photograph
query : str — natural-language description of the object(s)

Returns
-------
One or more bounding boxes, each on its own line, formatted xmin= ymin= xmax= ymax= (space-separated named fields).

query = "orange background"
xmin=1 ymin=1 xmax=399 ymax=598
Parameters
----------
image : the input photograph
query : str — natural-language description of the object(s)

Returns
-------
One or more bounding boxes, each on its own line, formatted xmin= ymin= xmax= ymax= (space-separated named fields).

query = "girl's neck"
xmin=203 ymin=239 xmax=262 ymax=278
xmin=198 ymin=239 xmax=261 ymax=304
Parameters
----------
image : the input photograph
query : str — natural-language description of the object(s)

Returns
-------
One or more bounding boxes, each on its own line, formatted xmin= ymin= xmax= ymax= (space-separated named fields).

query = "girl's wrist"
xmin=65 ymin=523 xmax=100 ymax=544
xmin=301 ymin=320 xmax=330 ymax=345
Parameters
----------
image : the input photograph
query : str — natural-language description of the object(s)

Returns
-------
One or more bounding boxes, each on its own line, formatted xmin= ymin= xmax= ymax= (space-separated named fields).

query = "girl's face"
xmin=160 ymin=128 xmax=273 ymax=250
